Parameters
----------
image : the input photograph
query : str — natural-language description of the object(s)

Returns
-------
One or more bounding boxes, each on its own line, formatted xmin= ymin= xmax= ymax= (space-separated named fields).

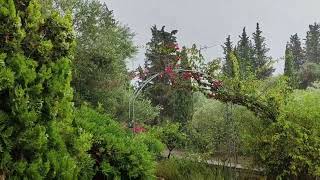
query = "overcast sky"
xmin=103 ymin=0 xmax=320 ymax=74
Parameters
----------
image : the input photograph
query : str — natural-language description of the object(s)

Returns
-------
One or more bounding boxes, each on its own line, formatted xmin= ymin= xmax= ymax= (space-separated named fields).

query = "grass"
xmin=156 ymin=158 xmax=266 ymax=180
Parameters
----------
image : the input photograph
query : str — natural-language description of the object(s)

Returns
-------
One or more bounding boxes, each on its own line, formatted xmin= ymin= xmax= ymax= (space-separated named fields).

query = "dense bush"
xmin=75 ymin=106 xmax=159 ymax=179
xmin=188 ymin=92 xmax=264 ymax=156
xmin=254 ymin=88 xmax=320 ymax=178
xmin=0 ymin=0 xmax=90 ymax=179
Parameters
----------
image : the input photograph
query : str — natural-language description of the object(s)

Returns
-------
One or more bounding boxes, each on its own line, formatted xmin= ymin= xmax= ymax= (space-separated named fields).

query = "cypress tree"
xmin=284 ymin=44 xmax=295 ymax=87
xmin=229 ymin=51 xmax=241 ymax=80
xmin=222 ymin=35 xmax=233 ymax=77
xmin=236 ymin=27 xmax=254 ymax=78
xmin=289 ymin=33 xmax=304 ymax=70
xmin=252 ymin=23 xmax=274 ymax=79
xmin=305 ymin=23 xmax=320 ymax=64
xmin=0 ymin=0 xmax=87 ymax=178
xmin=170 ymin=46 xmax=194 ymax=127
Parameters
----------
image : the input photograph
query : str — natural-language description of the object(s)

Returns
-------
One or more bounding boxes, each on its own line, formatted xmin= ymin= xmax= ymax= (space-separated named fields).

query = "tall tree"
xmin=288 ymin=33 xmax=304 ymax=70
xmin=41 ymin=0 xmax=144 ymax=120
xmin=305 ymin=23 xmax=320 ymax=64
xmin=170 ymin=45 xmax=204 ymax=127
xmin=143 ymin=26 xmax=180 ymax=120
xmin=236 ymin=27 xmax=254 ymax=78
xmin=252 ymin=23 xmax=274 ymax=79
xmin=284 ymin=44 xmax=295 ymax=87
xmin=298 ymin=23 xmax=320 ymax=88
xmin=222 ymin=35 xmax=233 ymax=77
xmin=71 ymin=0 xmax=137 ymax=115
xmin=0 ymin=0 xmax=89 ymax=178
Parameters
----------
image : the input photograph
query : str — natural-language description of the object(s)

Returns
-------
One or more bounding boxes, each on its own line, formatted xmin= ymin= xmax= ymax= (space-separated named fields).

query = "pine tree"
xmin=222 ymin=35 xmax=233 ymax=77
xmin=252 ymin=23 xmax=274 ymax=79
xmin=305 ymin=23 xmax=320 ymax=64
xmin=289 ymin=33 xmax=304 ymax=70
xmin=143 ymin=26 xmax=179 ymax=120
xmin=0 ymin=0 xmax=89 ymax=178
xmin=284 ymin=44 xmax=295 ymax=87
xmin=236 ymin=27 xmax=254 ymax=78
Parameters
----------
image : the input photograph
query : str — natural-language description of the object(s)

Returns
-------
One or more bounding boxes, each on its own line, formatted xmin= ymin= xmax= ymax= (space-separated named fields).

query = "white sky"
xmin=103 ymin=0 xmax=320 ymax=74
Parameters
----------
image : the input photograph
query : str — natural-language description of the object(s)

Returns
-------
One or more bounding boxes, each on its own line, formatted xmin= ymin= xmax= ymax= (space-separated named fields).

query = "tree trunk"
xmin=0 ymin=170 xmax=5 ymax=180
xmin=167 ymin=150 xmax=172 ymax=159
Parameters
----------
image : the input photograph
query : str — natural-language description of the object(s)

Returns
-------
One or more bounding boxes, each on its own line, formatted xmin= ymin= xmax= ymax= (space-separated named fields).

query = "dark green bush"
xmin=75 ymin=106 xmax=158 ymax=179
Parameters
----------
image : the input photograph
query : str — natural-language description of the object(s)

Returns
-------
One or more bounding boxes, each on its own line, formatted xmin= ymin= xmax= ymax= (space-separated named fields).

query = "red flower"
xmin=165 ymin=66 xmax=173 ymax=74
xmin=132 ymin=125 xmax=146 ymax=133
xmin=182 ymin=72 xmax=193 ymax=80
xmin=174 ymin=43 xmax=180 ymax=50
xmin=211 ymin=80 xmax=223 ymax=90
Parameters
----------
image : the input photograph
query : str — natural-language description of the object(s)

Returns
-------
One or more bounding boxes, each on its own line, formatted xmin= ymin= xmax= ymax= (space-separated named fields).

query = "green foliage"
xmin=223 ymin=24 xmax=274 ymax=80
xmin=157 ymin=122 xmax=186 ymax=158
xmin=284 ymin=45 xmax=294 ymax=78
xmin=288 ymin=33 xmax=304 ymax=70
xmin=156 ymin=158 xmax=236 ymax=180
xmin=252 ymin=23 xmax=275 ymax=79
xmin=75 ymin=106 xmax=158 ymax=179
xmin=284 ymin=44 xmax=297 ymax=88
xmin=188 ymin=92 xmax=264 ymax=156
xmin=105 ymin=88 xmax=160 ymax=124
xmin=206 ymin=58 xmax=221 ymax=77
xmin=142 ymin=26 xmax=180 ymax=120
xmin=305 ymin=23 xmax=320 ymax=64
xmin=236 ymin=27 xmax=255 ymax=78
xmin=0 ymin=0 xmax=91 ymax=178
xmin=222 ymin=35 xmax=234 ymax=77
xmin=47 ymin=0 xmax=138 ymax=118
xmin=229 ymin=51 xmax=240 ymax=80
xmin=134 ymin=128 xmax=165 ymax=158
xmin=254 ymin=89 xmax=320 ymax=178
xmin=299 ymin=62 xmax=320 ymax=88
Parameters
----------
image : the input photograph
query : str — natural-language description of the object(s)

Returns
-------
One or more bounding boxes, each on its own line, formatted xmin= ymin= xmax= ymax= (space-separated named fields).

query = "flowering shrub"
xmin=132 ymin=124 xmax=147 ymax=133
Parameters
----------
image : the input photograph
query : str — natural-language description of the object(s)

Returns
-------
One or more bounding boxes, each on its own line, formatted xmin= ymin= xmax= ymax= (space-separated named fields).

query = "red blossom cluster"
xmin=164 ymin=65 xmax=177 ymax=79
xmin=192 ymin=73 xmax=201 ymax=81
xmin=132 ymin=125 xmax=146 ymax=133
xmin=211 ymin=80 xmax=223 ymax=90
xmin=182 ymin=72 xmax=193 ymax=80
xmin=174 ymin=43 xmax=180 ymax=50
xmin=168 ymin=43 xmax=180 ymax=51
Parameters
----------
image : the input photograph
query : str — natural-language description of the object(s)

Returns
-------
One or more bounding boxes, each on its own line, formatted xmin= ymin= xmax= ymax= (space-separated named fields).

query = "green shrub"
xmin=75 ymin=106 xmax=158 ymax=179
xmin=0 ymin=0 xmax=91 ymax=179
xmin=254 ymin=89 xmax=320 ymax=178
xmin=134 ymin=129 xmax=165 ymax=158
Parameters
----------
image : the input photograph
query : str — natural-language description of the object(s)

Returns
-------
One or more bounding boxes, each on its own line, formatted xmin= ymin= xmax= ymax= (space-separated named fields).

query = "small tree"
xmin=159 ymin=122 xmax=186 ymax=159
